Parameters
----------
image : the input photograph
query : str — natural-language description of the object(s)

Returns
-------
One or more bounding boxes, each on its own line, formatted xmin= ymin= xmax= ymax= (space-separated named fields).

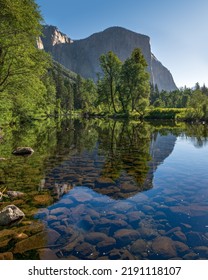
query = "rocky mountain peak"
xmin=40 ymin=25 xmax=73 ymax=52
xmin=39 ymin=25 xmax=177 ymax=92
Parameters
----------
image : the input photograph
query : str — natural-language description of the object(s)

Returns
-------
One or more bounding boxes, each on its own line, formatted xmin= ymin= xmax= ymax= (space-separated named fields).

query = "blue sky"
xmin=36 ymin=0 xmax=208 ymax=88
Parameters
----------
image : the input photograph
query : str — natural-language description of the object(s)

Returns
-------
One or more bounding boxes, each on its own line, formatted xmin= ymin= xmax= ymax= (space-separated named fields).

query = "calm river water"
xmin=0 ymin=119 xmax=208 ymax=260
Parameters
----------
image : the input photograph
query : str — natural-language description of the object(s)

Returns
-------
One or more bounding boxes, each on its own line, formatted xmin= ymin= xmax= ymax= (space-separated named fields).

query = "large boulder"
xmin=0 ymin=205 xmax=25 ymax=226
xmin=12 ymin=147 xmax=34 ymax=156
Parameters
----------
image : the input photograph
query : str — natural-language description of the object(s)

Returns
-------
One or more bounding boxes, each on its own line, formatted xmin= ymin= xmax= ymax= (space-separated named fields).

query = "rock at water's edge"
xmin=0 ymin=205 xmax=25 ymax=226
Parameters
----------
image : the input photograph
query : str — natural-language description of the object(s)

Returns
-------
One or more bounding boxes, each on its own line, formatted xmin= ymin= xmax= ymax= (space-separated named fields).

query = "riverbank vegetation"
xmin=1 ymin=0 xmax=208 ymax=126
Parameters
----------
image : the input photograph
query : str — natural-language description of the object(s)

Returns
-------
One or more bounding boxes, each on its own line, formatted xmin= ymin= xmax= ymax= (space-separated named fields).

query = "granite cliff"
xmin=40 ymin=26 xmax=177 ymax=91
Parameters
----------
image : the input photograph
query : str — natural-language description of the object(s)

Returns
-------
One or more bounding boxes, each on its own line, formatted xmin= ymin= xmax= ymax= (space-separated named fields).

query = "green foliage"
xmin=119 ymin=48 xmax=150 ymax=114
xmin=0 ymin=0 xmax=207 ymax=123
xmin=0 ymin=0 xmax=51 ymax=123
xmin=98 ymin=48 xmax=150 ymax=115
xmin=145 ymin=108 xmax=185 ymax=120
xmin=80 ymin=79 xmax=98 ymax=112
xmin=150 ymin=83 xmax=208 ymax=122
xmin=99 ymin=51 xmax=122 ymax=113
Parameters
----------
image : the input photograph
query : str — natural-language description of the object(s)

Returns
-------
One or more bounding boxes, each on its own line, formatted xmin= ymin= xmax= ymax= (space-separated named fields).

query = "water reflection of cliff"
xmin=43 ymin=120 xmax=177 ymax=200
xmin=148 ymin=132 xmax=177 ymax=177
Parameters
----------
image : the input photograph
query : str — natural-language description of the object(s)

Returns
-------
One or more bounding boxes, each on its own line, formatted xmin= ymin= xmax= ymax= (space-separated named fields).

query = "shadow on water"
xmin=0 ymin=119 xmax=208 ymax=259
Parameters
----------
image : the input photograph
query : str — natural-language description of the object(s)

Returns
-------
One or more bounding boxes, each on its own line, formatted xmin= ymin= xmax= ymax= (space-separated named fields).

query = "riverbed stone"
xmin=173 ymin=231 xmax=187 ymax=242
xmin=0 ymin=238 xmax=11 ymax=249
xmin=96 ymin=237 xmax=116 ymax=252
xmin=126 ymin=211 xmax=143 ymax=225
xmin=7 ymin=191 xmax=25 ymax=199
xmin=85 ymin=232 xmax=109 ymax=244
xmin=0 ymin=252 xmax=13 ymax=260
xmin=70 ymin=204 xmax=86 ymax=217
xmin=50 ymin=207 xmax=71 ymax=216
xmin=194 ymin=246 xmax=208 ymax=257
xmin=120 ymin=183 xmax=138 ymax=193
xmin=13 ymin=232 xmax=28 ymax=241
xmin=74 ymin=242 xmax=95 ymax=258
xmin=142 ymin=205 xmax=155 ymax=213
xmin=108 ymin=248 xmax=135 ymax=260
xmin=71 ymin=191 xmax=92 ymax=203
xmin=187 ymin=231 xmax=203 ymax=246
xmin=0 ymin=229 xmax=15 ymax=241
xmin=151 ymin=236 xmax=177 ymax=259
xmin=13 ymin=229 xmax=60 ymax=254
xmin=165 ymin=226 xmax=181 ymax=236
xmin=112 ymin=201 xmax=133 ymax=212
xmin=95 ymin=177 xmax=115 ymax=187
xmin=183 ymin=252 xmax=198 ymax=260
xmin=95 ymin=217 xmax=129 ymax=232
xmin=62 ymin=238 xmax=80 ymax=253
xmin=170 ymin=205 xmax=208 ymax=217
xmin=0 ymin=205 xmax=25 ymax=226
xmin=154 ymin=211 xmax=167 ymax=219
xmin=33 ymin=194 xmax=53 ymax=206
xmin=79 ymin=215 xmax=94 ymax=229
xmin=35 ymin=208 xmax=49 ymax=219
xmin=12 ymin=147 xmax=34 ymax=156
xmin=174 ymin=241 xmax=190 ymax=255
xmin=17 ymin=221 xmax=45 ymax=235
xmin=87 ymin=209 xmax=100 ymax=219
xmin=38 ymin=248 xmax=59 ymax=260
xmin=13 ymin=232 xmax=47 ymax=253
xmin=114 ymin=229 xmax=140 ymax=246
xmin=180 ymin=223 xmax=192 ymax=230
xmin=130 ymin=239 xmax=148 ymax=255
xmin=139 ymin=227 xmax=158 ymax=239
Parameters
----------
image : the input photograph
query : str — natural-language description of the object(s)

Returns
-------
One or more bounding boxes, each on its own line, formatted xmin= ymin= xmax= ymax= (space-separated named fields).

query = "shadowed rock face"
xmin=40 ymin=26 xmax=177 ymax=92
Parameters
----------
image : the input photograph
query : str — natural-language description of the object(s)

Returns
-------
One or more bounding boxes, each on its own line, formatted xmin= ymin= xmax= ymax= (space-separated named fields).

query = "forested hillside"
xmin=0 ymin=0 xmax=208 ymax=125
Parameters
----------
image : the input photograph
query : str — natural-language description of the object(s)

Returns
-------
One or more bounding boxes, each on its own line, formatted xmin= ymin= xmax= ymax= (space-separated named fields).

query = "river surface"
xmin=0 ymin=119 xmax=208 ymax=260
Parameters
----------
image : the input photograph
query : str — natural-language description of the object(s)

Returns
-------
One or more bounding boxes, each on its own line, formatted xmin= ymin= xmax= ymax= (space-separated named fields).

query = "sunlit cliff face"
xmin=38 ymin=25 xmax=177 ymax=92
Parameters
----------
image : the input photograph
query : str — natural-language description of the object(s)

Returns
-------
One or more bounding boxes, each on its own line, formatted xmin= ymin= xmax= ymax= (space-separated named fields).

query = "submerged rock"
xmin=38 ymin=248 xmax=59 ymax=260
xmin=7 ymin=191 xmax=25 ymax=199
xmin=151 ymin=236 xmax=177 ymax=259
xmin=0 ymin=205 xmax=25 ymax=226
xmin=85 ymin=232 xmax=109 ymax=244
xmin=130 ymin=239 xmax=148 ymax=255
xmin=12 ymin=147 xmax=34 ymax=156
xmin=13 ymin=229 xmax=60 ymax=254
xmin=114 ymin=229 xmax=140 ymax=246
xmin=0 ymin=252 xmax=13 ymax=260
xmin=33 ymin=194 xmax=53 ymax=206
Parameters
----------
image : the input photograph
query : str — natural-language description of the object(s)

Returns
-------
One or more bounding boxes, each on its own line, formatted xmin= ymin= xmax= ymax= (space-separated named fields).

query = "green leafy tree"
xmin=0 ymin=0 xmax=51 ymax=121
xmin=99 ymin=51 xmax=122 ymax=113
xmin=80 ymin=79 xmax=97 ymax=112
xmin=188 ymin=89 xmax=208 ymax=119
xmin=119 ymin=48 xmax=150 ymax=114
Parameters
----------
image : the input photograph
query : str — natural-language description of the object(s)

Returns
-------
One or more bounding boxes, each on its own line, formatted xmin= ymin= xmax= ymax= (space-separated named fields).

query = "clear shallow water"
xmin=0 ymin=120 xmax=208 ymax=259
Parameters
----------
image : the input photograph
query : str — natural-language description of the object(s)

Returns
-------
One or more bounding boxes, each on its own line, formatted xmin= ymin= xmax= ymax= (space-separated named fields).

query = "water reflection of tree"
xmin=182 ymin=124 xmax=208 ymax=148
xmin=0 ymin=120 xmax=58 ymax=192
xmin=97 ymin=120 xmax=152 ymax=189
